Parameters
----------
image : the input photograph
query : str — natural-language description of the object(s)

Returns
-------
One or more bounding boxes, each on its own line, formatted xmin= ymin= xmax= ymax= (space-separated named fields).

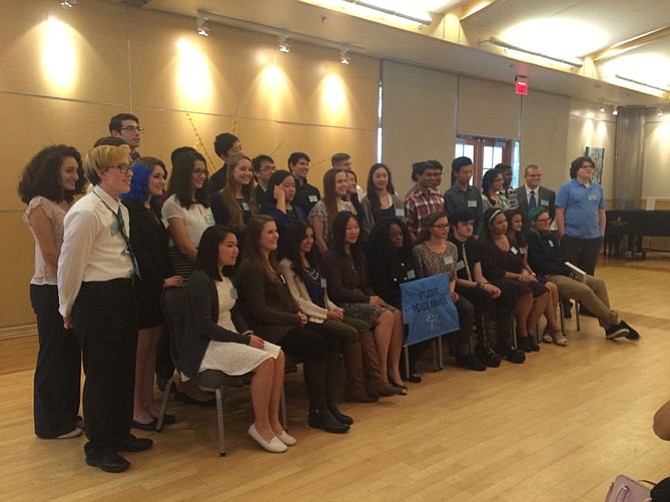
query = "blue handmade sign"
xmin=400 ymin=273 xmax=460 ymax=345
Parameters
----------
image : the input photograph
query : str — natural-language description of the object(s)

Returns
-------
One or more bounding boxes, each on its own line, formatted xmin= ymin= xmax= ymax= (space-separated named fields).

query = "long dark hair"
xmin=266 ymin=170 xmax=293 ymax=206
xmin=365 ymin=163 xmax=396 ymax=219
xmin=196 ymin=225 xmax=237 ymax=280
xmin=481 ymin=207 xmax=505 ymax=244
xmin=345 ymin=170 xmax=363 ymax=217
xmin=322 ymin=168 xmax=347 ymax=228
xmin=481 ymin=169 xmax=502 ymax=199
xmin=284 ymin=220 xmax=319 ymax=278
xmin=504 ymin=208 xmax=527 ymax=247
xmin=332 ymin=211 xmax=366 ymax=288
xmin=366 ymin=217 xmax=414 ymax=268
xmin=167 ymin=151 xmax=209 ymax=209
xmin=18 ymin=145 xmax=86 ymax=204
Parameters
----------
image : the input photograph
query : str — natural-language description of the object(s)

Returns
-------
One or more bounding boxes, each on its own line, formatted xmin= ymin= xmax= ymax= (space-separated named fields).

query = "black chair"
xmin=156 ymin=287 xmax=287 ymax=456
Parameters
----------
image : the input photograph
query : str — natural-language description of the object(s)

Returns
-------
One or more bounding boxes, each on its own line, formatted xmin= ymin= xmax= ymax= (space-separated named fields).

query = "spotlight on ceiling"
xmin=278 ymin=35 xmax=290 ymax=53
xmin=59 ymin=0 xmax=77 ymax=8
xmin=599 ymin=102 xmax=605 ymax=113
xmin=339 ymin=48 xmax=350 ymax=65
xmin=196 ymin=14 xmax=210 ymax=37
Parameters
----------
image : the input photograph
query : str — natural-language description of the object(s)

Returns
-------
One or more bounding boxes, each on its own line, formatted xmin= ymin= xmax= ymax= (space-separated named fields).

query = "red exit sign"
xmin=515 ymin=76 xmax=528 ymax=95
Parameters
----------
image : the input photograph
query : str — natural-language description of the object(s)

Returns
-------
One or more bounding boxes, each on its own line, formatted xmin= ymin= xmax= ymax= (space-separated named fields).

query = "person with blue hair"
xmin=122 ymin=157 xmax=183 ymax=431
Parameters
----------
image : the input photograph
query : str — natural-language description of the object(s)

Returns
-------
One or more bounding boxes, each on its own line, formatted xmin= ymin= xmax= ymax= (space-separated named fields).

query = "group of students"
xmin=18 ymin=116 xmax=639 ymax=473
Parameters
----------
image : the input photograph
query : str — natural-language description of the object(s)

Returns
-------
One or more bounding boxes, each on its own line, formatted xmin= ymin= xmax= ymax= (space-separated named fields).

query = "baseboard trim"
xmin=0 ymin=324 xmax=37 ymax=341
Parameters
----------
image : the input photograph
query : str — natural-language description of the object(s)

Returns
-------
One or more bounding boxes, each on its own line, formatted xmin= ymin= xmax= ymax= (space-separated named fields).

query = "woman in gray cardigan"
xmin=180 ymin=225 xmax=293 ymax=453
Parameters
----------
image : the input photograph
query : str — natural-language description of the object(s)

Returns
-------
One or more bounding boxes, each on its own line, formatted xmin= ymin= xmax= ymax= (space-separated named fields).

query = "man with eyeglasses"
xmin=109 ymin=113 xmax=143 ymax=160
xmin=252 ymin=154 xmax=276 ymax=207
xmin=527 ymin=207 xmax=639 ymax=341
xmin=404 ymin=160 xmax=445 ymax=241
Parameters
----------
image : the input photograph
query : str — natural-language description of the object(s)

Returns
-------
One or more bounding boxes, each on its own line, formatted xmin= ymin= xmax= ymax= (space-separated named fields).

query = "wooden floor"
xmin=2 ymin=256 xmax=670 ymax=501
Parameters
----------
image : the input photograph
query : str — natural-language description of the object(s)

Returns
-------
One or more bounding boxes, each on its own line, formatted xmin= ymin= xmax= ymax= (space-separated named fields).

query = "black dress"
xmin=124 ymin=198 xmax=173 ymax=328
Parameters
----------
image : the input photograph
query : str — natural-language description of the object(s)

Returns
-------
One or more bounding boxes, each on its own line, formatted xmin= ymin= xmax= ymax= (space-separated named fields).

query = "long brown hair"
xmin=219 ymin=154 xmax=258 ymax=231
xmin=242 ymin=215 xmax=280 ymax=283
xmin=415 ymin=211 xmax=447 ymax=245
xmin=322 ymin=167 xmax=347 ymax=228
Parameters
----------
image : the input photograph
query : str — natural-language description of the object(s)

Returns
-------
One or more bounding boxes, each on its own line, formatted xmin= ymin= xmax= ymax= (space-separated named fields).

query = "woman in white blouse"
xmin=162 ymin=150 xmax=215 ymax=279
xmin=19 ymin=144 xmax=86 ymax=440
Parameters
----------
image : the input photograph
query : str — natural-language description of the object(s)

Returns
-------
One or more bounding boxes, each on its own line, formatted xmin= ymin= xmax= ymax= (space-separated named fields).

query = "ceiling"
xmin=121 ymin=0 xmax=670 ymax=108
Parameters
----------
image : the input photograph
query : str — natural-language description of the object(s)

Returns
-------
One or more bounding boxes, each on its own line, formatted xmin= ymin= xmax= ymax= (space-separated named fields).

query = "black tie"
xmin=529 ymin=190 xmax=537 ymax=209
xmin=116 ymin=210 xmax=142 ymax=279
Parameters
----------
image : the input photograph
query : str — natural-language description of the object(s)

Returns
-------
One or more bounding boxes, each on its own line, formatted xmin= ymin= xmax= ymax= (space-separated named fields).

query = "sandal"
xmin=552 ymin=330 xmax=568 ymax=346
xmin=542 ymin=328 xmax=553 ymax=344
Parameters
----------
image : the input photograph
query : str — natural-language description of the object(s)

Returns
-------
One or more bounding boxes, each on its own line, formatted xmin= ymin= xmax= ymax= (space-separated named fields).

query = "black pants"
xmin=560 ymin=235 xmax=602 ymax=275
xmin=72 ymin=279 xmax=137 ymax=460
xmin=278 ymin=325 xmax=328 ymax=406
xmin=30 ymin=284 xmax=81 ymax=438
xmin=448 ymin=295 xmax=475 ymax=357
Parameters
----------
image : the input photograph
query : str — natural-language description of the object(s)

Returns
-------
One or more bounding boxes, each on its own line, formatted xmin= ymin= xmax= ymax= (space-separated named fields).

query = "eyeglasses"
xmin=535 ymin=218 xmax=551 ymax=223
xmin=120 ymin=126 xmax=144 ymax=133
xmin=192 ymin=168 xmax=208 ymax=176
xmin=109 ymin=163 xmax=133 ymax=174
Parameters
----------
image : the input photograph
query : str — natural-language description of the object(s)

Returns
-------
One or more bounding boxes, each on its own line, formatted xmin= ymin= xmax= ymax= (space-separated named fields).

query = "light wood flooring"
xmin=2 ymin=255 xmax=670 ymax=501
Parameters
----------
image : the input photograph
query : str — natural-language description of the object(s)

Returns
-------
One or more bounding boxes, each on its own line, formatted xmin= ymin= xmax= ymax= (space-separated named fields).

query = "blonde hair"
xmin=83 ymin=144 xmax=131 ymax=185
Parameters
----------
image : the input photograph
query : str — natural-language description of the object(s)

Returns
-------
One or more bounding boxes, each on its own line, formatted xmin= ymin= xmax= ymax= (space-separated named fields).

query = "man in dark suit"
xmin=516 ymin=164 xmax=556 ymax=224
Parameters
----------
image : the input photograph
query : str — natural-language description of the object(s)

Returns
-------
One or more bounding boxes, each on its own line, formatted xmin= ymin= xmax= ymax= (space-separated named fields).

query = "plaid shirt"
xmin=404 ymin=187 xmax=444 ymax=238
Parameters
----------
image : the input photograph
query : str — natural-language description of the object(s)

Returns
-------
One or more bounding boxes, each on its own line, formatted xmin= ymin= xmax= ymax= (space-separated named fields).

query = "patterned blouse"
xmin=412 ymin=241 xmax=459 ymax=280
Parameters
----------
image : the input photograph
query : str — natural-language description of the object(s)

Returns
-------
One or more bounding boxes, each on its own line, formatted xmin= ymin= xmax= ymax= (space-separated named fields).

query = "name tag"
xmin=406 ymin=269 xmax=416 ymax=279
xmin=443 ymin=255 xmax=454 ymax=265
xmin=455 ymin=260 xmax=465 ymax=271
xmin=467 ymin=200 xmax=477 ymax=208
xmin=279 ymin=274 xmax=287 ymax=285
xmin=230 ymin=288 xmax=238 ymax=300
xmin=205 ymin=213 xmax=215 ymax=225
xmin=549 ymin=240 xmax=554 ymax=248
xmin=395 ymin=208 xmax=404 ymax=217
xmin=110 ymin=218 xmax=121 ymax=236
xmin=320 ymin=277 xmax=327 ymax=288
xmin=510 ymin=246 xmax=518 ymax=255
xmin=588 ymin=194 xmax=598 ymax=201
xmin=540 ymin=199 xmax=549 ymax=206
xmin=241 ymin=202 xmax=250 ymax=211
xmin=308 ymin=195 xmax=318 ymax=203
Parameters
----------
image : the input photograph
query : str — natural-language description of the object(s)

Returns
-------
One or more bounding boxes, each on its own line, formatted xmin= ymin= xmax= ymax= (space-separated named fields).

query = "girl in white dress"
xmin=181 ymin=225 xmax=295 ymax=453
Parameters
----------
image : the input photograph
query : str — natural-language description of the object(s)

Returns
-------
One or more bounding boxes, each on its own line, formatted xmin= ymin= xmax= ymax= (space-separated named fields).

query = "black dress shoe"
xmin=327 ymin=402 xmax=354 ymax=425
xmin=132 ymin=419 xmax=157 ymax=431
xmin=118 ymin=434 xmax=153 ymax=452
xmin=308 ymin=406 xmax=350 ymax=434
xmin=86 ymin=453 xmax=130 ymax=473
xmin=403 ymin=372 xmax=422 ymax=383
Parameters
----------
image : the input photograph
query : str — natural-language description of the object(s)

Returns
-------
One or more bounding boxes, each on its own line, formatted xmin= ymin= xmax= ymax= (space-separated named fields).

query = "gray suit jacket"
xmin=516 ymin=185 xmax=556 ymax=221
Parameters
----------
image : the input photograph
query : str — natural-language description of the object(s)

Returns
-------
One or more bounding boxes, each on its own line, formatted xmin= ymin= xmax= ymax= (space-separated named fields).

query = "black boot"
xmin=326 ymin=352 xmax=353 ymax=425
xmin=475 ymin=313 xmax=501 ymax=368
xmin=304 ymin=360 xmax=350 ymax=434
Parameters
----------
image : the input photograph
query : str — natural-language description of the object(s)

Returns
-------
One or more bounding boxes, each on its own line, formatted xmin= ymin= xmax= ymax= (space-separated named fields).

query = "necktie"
xmin=529 ymin=190 xmax=537 ymax=209
xmin=116 ymin=210 xmax=142 ymax=279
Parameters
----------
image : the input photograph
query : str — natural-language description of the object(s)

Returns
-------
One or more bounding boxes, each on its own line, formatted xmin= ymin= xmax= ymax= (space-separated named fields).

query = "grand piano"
xmin=604 ymin=209 xmax=670 ymax=258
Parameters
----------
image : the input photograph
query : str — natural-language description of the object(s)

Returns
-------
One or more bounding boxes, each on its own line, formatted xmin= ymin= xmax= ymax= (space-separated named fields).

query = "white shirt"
xmin=161 ymin=194 xmax=214 ymax=248
xmin=525 ymin=184 xmax=539 ymax=206
xmin=58 ymin=185 xmax=134 ymax=316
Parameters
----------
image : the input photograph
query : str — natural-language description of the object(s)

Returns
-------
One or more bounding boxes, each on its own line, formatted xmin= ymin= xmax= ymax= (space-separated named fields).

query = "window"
xmin=454 ymin=135 xmax=519 ymax=188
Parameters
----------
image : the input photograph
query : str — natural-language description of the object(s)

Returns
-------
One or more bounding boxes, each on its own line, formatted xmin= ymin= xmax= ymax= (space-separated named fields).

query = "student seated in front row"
xmin=526 ymin=207 xmax=639 ymax=341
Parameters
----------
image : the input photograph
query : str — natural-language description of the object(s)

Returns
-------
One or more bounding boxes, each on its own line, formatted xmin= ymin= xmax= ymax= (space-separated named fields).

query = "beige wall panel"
xmin=519 ymin=91 xmax=570 ymax=192
xmin=566 ymin=104 xmax=616 ymax=198
xmin=0 ymin=214 xmax=36 ymax=327
xmin=0 ymin=0 xmax=129 ymax=104
xmin=381 ymin=60 xmax=458 ymax=197
xmin=271 ymin=123 xmax=378 ymax=192
xmin=1 ymin=94 xmax=128 ymax=211
xmin=642 ymin=119 xmax=670 ymax=199
xmin=458 ymin=77 xmax=521 ymax=139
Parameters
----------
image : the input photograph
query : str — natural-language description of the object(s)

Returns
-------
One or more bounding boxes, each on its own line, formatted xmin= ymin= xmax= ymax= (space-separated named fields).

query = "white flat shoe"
xmin=276 ymin=430 xmax=297 ymax=446
xmin=56 ymin=427 xmax=83 ymax=439
xmin=248 ymin=424 xmax=287 ymax=453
